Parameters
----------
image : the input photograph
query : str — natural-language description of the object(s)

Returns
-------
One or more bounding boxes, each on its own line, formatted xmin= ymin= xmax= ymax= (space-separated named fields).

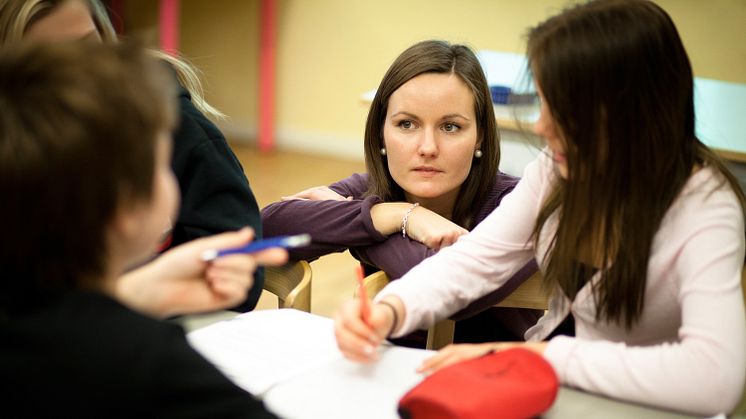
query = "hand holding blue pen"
xmin=201 ymin=234 xmax=311 ymax=261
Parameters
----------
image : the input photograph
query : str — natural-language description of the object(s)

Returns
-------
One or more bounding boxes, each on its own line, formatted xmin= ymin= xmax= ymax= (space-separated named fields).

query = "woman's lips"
xmin=413 ymin=166 xmax=443 ymax=178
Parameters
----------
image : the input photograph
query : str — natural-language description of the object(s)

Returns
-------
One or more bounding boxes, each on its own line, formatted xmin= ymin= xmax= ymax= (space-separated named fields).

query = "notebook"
xmin=186 ymin=309 xmax=433 ymax=419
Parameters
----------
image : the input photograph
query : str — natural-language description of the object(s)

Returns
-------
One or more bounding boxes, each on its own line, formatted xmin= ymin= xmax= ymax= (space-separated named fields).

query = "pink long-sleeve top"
xmin=376 ymin=151 xmax=746 ymax=415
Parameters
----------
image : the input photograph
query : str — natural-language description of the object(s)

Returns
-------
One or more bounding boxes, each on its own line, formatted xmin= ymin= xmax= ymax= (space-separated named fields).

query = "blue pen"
xmin=201 ymin=234 xmax=311 ymax=261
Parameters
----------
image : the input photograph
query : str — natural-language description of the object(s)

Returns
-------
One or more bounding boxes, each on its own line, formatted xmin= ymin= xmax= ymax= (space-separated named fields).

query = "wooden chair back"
xmin=354 ymin=269 xmax=389 ymax=298
xmin=265 ymin=260 xmax=312 ymax=312
xmin=494 ymin=270 xmax=549 ymax=310
xmin=358 ymin=269 xmax=549 ymax=350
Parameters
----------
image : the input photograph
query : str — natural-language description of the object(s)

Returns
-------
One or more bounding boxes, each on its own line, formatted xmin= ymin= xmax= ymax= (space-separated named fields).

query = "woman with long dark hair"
xmin=334 ymin=1 xmax=746 ymax=415
xmin=263 ymin=39 xmax=540 ymax=343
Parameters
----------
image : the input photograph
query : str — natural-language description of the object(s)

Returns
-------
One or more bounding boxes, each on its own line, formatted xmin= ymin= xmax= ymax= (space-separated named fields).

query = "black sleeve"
xmin=169 ymin=86 xmax=263 ymax=311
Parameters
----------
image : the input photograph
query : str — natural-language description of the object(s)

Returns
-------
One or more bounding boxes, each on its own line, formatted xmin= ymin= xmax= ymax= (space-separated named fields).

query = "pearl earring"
xmin=380 ymin=148 xmax=387 ymax=156
xmin=474 ymin=149 xmax=483 ymax=158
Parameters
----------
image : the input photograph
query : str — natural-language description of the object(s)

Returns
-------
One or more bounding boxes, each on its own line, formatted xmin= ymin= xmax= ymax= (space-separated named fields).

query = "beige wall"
xmin=180 ymin=0 xmax=260 ymax=133
xmin=659 ymin=0 xmax=746 ymax=84
xmin=123 ymin=0 xmax=746 ymax=159
xmin=123 ymin=0 xmax=260 ymax=135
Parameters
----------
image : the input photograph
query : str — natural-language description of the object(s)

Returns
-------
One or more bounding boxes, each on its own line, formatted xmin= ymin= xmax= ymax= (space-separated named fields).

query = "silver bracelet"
xmin=401 ymin=202 xmax=419 ymax=238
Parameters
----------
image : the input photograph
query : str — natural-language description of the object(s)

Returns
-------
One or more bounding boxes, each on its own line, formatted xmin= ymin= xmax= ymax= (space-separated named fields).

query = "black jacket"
xmin=0 ymin=290 xmax=277 ymax=418
xmin=170 ymin=83 xmax=263 ymax=311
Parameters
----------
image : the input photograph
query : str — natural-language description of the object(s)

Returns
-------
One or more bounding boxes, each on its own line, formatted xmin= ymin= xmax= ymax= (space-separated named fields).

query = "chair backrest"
xmin=494 ymin=270 xmax=549 ymax=310
xmin=358 ymin=269 xmax=549 ymax=350
xmin=442 ymin=270 xmax=547 ymax=350
xmin=265 ymin=260 xmax=312 ymax=312
xmin=354 ymin=270 xmax=390 ymax=299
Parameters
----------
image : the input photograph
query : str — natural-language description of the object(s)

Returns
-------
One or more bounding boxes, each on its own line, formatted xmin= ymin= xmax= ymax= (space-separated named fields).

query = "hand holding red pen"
xmin=334 ymin=266 xmax=404 ymax=363
xmin=356 ymin=265 xmax=371 ymax=325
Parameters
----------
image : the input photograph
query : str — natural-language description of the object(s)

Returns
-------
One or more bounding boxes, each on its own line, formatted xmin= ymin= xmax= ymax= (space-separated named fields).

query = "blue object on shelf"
xmin=490 ymin=85 xmax=512 ymax=104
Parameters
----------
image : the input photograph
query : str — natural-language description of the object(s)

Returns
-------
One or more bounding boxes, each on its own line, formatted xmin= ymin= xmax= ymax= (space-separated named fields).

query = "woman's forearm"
xmin=370 ymin=202 xmax=412 ymax=236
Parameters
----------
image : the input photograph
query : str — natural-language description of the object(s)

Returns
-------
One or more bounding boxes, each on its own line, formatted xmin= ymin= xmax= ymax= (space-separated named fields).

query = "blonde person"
xmin=0 ymin=0 xmax=267 ymax=311
xmin=334 ymin=0 xmax=746 ymax=415
xmin=262 ymin=40 xmax=540 ymax=344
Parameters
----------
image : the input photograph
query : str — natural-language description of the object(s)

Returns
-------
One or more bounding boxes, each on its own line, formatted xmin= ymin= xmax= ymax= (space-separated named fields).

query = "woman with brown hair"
xmin=263 ymin=39 xmax=540 ymax=343
xmin=335 ymin=0 xmax=746 ymax=415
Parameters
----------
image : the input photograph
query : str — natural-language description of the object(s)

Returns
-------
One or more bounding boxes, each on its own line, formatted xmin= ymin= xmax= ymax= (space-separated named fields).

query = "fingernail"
xmin=363 ymin=345 xmax=375 ymax=356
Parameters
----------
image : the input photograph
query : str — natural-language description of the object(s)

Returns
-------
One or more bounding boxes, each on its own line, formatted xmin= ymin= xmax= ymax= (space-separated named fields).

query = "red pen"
xmin=356 ymin=264 xmax=370 ymax=325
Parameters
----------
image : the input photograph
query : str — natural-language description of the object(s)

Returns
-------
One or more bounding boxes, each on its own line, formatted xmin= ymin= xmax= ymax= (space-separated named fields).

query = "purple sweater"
xmin=262 ymin=173 xmax=540 ymax=323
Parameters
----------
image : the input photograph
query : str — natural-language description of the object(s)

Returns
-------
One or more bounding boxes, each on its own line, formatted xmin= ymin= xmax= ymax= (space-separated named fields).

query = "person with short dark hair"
xmin=0 ymin=0 xmax=267 ymax=311
xmin=0 ymin=41 xmax=283 ymax=418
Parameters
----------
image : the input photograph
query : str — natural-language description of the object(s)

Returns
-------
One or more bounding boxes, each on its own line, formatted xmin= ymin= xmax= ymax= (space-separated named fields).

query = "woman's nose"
xmin=417 ymin=127 xmax=438 ymax=156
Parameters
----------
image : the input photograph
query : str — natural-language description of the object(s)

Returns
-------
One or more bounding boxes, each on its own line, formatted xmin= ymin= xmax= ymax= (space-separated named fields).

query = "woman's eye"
xmin=398 ymin=120 xmax=413 ymax=129
xmin=442 ymin=123 xmax=460 ymax=132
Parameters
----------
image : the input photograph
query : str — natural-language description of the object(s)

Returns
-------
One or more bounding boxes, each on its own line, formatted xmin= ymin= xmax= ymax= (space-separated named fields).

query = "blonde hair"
xmin=0 ymin=0 xmax=224 ymax=119
xmin=0 ymin=0 xmax=49 ymax=42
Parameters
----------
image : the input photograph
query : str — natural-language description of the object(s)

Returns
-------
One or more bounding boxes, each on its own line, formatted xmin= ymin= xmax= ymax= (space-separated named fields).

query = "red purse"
xmin=398 ymin=348 xmax=559 ymax=419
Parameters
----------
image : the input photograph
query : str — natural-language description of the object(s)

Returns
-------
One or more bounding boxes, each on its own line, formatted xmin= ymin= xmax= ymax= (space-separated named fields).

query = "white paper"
xmin=187 ymin=309 xmax=434 ymax=418
xmin=263 ymin=345 xmax=433 ymax=419
xmin=187 ymin=309 xmax=341 ymax=395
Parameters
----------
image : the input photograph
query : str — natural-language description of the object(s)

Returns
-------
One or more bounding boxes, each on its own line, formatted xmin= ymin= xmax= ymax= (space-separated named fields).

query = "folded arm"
xmin=351 ymin=235 xmax=435 ymax=279
xmin=262 ymin=196 xmax=388 ymax=260
xmin=262 ymin=173 xmax=469 ymax=261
